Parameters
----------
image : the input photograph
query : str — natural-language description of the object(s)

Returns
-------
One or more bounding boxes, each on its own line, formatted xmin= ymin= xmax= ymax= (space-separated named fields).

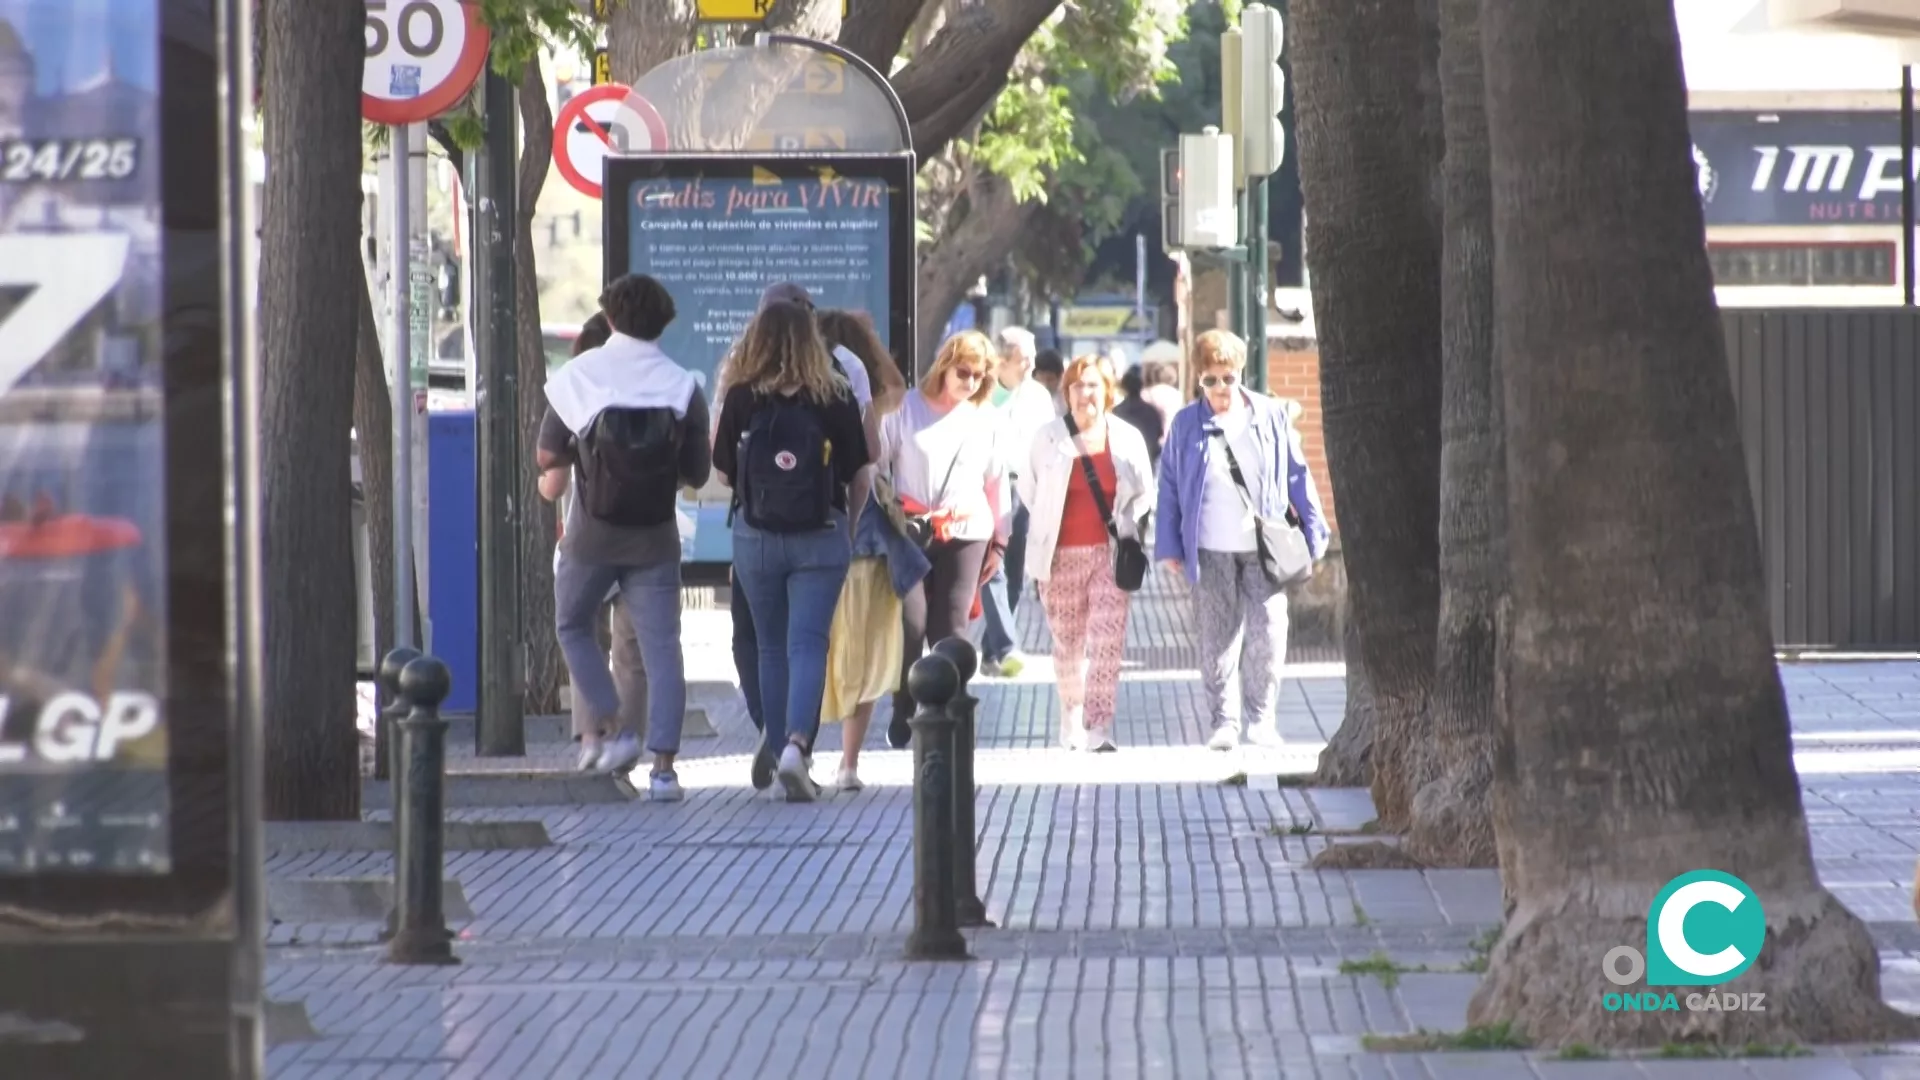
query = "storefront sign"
xmin=1690 ymin=110 xmax=1920 ymax=226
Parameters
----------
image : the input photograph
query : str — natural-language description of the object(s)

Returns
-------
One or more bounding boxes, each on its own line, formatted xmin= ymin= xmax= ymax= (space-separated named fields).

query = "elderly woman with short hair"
xmin=1154 ymin=329 xmax=1330 ymax=751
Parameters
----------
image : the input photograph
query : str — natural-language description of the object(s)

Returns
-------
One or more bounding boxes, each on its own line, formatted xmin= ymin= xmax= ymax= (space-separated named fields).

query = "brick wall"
xmin=1266 ymin=345 xmax=1336 ymax=534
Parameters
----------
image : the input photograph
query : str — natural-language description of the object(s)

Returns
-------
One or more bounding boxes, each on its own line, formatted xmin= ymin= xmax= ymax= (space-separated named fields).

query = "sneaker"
xmin=1244 ymin=723 xmax=1284 ymax=749
xmin=887 ymin=713 xmax=911 ymax=749
xmin=596 ymin=732 xmax=643 ymax=774
xmin=648 ymin=770 xmax=684 ymax=802
xmin=1207 ymin=723 xmax=1242 ymax=752
xmin=575 ymin=739 xmax=603 ymax=772
xmin=1059 ymin=708 xmax=1086 ymax=751
xmin=1086 ymin=728 xmax=1117 ymax=753
xmin=777 ymin=743 xmax=817 ymax=803
xmin=750 ymin=745 xmax=775 ymax=791
xmin=836 ymin=766 xmax=864 ymax=792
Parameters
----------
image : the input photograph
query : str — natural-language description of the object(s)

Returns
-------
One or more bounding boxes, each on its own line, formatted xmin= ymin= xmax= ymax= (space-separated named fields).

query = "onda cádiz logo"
xmin=1601 ymin=870 xmax=1768 ymax=1015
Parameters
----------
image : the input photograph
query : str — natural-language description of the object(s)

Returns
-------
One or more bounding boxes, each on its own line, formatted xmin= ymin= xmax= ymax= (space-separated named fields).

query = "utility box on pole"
xmin=1179 ymin=127 xmax=1237 ymax=250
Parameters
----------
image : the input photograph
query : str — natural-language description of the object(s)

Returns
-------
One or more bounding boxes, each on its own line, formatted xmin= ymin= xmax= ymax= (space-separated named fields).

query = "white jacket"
xmin=1018 ymin=414 xmax=1155 ymax=584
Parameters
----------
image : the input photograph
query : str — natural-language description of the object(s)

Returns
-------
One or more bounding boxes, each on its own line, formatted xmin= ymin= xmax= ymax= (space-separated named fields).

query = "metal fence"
xmin=1724 ymin=308 xmax=1920 ymax=651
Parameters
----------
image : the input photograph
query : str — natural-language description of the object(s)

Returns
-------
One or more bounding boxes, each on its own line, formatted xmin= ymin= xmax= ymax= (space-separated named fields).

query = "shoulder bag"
xmin=1065 ymin=415 xmax=1149 ymax=592
xmin=1212 ymin=427 xmax=1313 ymax=589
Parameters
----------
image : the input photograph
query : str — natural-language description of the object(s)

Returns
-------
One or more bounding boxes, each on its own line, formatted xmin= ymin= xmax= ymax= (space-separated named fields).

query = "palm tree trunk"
xmin=1402 ymin=0 xmax=1501 ymax=869
xmin=1289 ymin=0 xmax=1444 ymax=833
xmin=258 ymin=0 xmax=365 ymax=819
xmin=515 ymin=60 xmax=564 ymax=713
xmin=1466 ymin=0 xmax=1916 ymax=1046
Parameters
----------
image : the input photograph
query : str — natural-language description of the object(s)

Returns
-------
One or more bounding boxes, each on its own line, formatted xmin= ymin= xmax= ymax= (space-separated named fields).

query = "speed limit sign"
xmin=362 ymin=0 xmax=492 ymax=125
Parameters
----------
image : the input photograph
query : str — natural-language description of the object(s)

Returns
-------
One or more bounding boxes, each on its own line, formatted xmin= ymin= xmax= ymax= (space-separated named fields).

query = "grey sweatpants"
xmin=555 ymin=554 xmax=686 ymax=754
xmin=1194 ymin=548 xmax=1290 ymax=733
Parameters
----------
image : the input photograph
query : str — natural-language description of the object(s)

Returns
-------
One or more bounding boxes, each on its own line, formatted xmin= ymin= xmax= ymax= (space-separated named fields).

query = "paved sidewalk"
xmin=274 ymin=575 xmax=1920 ymax=1078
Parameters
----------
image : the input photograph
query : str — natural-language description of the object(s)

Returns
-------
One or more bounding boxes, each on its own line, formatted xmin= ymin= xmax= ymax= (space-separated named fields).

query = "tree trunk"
xmin=606 ymin=0 xmax=697 ymax=86
xmin=889 ymin=0 xmax=1062 ymax=161
xmin=916 ymin=173 xmax=1038 ymax=373
xmin=1312 ymin=591 xmax=1374 ymax=787
xmin=1290 ymin=0 xmax=1443 ymax=833
xmin=352 ymin=264 xmax=395 ymax=716
xmin=1466 ymin=0 xmax=1917 ymax=1047
xmin=515 ymin=61 xmax=564 ymax=714
xmin=838 ymin=0 xmax=937 ymax=72
xmin=1402 ymin=0 xmax=1501 ymax=869
xmin=258 ymin=0 xmax=365 ymax=820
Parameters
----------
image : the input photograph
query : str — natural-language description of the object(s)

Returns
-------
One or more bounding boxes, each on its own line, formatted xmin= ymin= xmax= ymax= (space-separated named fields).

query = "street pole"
xmin=407 ymin=125 xmax=433 ymax=645
xmin=474 ymin=69 xmax=525 ymax=757
xmin=1228 ymin=193 xmax=1246 ymax=344
xmin=1247 ymin=174 xmax=1270 ymax=392
xmin=1903 ymin=64 xmax=1914 ymax=307
xmin=388 ymin=124 xmax=417 ymax=650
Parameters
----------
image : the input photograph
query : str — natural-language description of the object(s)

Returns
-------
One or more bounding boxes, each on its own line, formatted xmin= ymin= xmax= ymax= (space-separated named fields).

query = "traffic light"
xmin=1179 ymin=128 xmax=1236 ymax=248
xmin=1220 ymin=27 xmax=1245 ymax=190
xmin=1241 ymin=3 xmax=1286 ymax=178
xmin=1160 ymin=145 xmax=1183 ymax=250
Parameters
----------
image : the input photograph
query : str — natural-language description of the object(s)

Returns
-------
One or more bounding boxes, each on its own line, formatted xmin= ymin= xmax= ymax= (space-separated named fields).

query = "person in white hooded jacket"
xmin=1018 ymin=354 xmax=1155 ymax=752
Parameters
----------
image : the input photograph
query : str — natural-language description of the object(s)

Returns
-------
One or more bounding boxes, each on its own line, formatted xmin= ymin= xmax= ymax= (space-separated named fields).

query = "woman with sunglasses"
xmin=1155 ymin=329 xmax=1330 ymax=752
xmin=877 ymin=329 xmax=1011 ymax=748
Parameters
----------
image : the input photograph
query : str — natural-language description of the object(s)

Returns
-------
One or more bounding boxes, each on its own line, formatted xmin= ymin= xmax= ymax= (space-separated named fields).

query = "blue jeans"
xmin=979 ymin=501 xmax=1030 ymax=661
xmin=554 ymin=554 xmax=686 ymax=755
xmin=732 ymin=513 xmax=852 ymax=754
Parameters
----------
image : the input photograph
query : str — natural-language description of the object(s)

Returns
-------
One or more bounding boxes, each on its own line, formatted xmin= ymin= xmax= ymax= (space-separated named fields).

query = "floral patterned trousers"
xmin=1040 ymin=544 xmax=1132 ymax=740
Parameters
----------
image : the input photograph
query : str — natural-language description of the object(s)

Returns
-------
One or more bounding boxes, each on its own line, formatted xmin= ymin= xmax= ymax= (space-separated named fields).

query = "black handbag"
xmin=1064 ymin=415 xmax=1149 ymax=593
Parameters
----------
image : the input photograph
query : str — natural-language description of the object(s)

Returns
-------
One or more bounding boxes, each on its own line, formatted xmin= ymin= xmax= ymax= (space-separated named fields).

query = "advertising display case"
xmin=0 ymin=0 xmax=262 ymax=1075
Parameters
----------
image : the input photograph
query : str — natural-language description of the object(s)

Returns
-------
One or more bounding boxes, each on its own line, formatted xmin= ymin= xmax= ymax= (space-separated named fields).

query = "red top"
xmin=1059 ymin=447 xmax=1116 ymax=549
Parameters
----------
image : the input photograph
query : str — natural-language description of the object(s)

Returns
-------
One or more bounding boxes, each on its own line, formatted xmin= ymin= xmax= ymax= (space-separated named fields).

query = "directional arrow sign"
xmin=552 ymin=83 xmax=668 ymax=199
xmin=802 ymin=58 xmax=846 ymax=95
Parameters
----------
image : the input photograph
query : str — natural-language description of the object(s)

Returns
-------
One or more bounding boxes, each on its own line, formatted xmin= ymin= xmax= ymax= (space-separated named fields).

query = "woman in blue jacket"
xmin=1155 ymin=329 xmax=1331 ymax=751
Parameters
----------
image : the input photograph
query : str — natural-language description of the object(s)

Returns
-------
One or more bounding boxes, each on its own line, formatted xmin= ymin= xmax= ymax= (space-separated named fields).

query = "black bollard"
xmin=931 ymin=637 xmax=992 ymax=929
xmin=386 ymin=654 xmax=459 ymax=966
xmin=376 ymin=647 xmax=420 ymax=944
xmin=903 ymin=654 xmax=969 ymax=961
xmin=376 ymin=647 xmax=420 ymax=783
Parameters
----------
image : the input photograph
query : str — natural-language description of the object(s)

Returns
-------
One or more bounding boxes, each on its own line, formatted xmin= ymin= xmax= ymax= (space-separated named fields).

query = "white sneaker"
xmin=836 ymin=766 xmax=864 ymax=792
xmin=1244 ymin=723 xmax=1284 ymax=749
xmin=648 ymin=770 xmax=684 ymax=802
xmin=1059 ymin=708 xmax=1086 ymax=751
xmin=596 ymin=733 xmax=643 ymax=774
xmin=575 ymin=740 xmax=603 ymax=772
xmin=777 ymin=744 xmax=817 ymax=803
xmin=1207 ymin=723 xmax=1242 ymax=752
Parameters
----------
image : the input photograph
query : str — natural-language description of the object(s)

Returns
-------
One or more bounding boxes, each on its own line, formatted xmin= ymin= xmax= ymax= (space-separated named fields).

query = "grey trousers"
xmin=568 ymin=593 xmax=648 ymax=741
xmin=1194 ymin=548 xmax=1290 ymax=733
xmin=555 ymin=554 xmax=686 ymax=754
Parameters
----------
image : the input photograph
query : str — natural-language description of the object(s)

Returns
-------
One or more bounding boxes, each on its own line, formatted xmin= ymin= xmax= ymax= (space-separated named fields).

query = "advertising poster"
xmin=607 ymin=155 xmax=914 ymax=566
xmin=0 ymin=0 xmax=170 ymax=874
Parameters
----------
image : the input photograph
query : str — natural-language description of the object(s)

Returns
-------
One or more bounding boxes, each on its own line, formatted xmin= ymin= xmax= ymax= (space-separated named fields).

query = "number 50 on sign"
xmin=362 ymin=0 xmax=492 ymax=126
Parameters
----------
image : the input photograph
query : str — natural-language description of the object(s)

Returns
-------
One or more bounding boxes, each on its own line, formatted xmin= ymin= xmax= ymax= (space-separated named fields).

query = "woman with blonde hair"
xmin=877 ymin=329 xmax=1010 ymax=748
xmin=813 ymin=309 xmax=926 ymax=789
xmin=1020 ymin=355 xmax=1156 ymax=751
xmin=711 ymin=299 xmax=870 ymax=801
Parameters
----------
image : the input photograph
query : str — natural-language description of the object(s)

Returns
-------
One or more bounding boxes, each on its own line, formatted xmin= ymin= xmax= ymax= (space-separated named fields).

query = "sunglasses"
xmin=1199 ymin=373 xmax=1238 ymax=388
xmin=952 ymin=368 xmax=987 ymax=382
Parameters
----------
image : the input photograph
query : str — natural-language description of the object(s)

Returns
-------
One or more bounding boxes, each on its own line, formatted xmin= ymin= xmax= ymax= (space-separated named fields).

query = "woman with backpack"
xmin=814 ymin=308 xmax=924 ymax=791
xmin=712 ymin=300 xmax=872 ymax=802
xmin=1019 ymin=355 xmax=1156 ymax=752
xmin=878 ymin=329 xmax=1012 ymax=749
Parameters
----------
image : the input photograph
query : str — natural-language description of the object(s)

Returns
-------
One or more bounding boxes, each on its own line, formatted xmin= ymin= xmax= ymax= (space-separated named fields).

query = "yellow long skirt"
xmin=821 ymin=557 xmax=903 ymax=722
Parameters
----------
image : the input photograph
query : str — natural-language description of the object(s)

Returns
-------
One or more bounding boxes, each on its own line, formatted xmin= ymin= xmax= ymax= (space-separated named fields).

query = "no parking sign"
xmin=552 ymin=83 xmax=669 ymax=199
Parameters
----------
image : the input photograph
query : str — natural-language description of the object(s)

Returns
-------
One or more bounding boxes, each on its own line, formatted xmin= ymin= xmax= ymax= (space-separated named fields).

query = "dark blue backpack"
xmin=735 ymin=396 xmax=836 ymax=533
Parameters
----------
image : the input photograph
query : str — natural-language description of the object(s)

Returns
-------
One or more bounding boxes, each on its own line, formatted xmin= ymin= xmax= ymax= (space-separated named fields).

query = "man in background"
xmin=979 ymin=326 xmax=1058 ymax=677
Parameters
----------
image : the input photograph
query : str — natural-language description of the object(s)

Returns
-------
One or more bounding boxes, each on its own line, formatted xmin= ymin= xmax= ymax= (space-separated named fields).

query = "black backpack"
xmin=576 ymin=406 xmax=683 ymax=528
xmin=736 ymin=396 xmax=836 ymax=533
